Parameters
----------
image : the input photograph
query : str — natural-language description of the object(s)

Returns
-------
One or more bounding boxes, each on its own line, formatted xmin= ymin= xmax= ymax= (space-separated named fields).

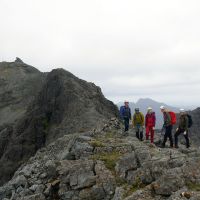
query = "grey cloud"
xmin=0 ymin=0 xmax=200 ymax=108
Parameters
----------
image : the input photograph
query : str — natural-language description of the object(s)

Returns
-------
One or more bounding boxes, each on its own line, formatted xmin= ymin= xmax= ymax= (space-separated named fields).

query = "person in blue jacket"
xmin=120 ymin=100 xmax=131 ymax=132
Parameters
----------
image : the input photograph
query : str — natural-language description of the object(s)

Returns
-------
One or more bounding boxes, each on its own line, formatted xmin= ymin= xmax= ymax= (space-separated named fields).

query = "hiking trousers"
xmin=175 ymin=128 xmax=190 ymax=148
xmin=135 ymin=125 xmax=143 ymax=141
xmin=162 ymin=125 xmax=173 ymax=147
xmin=146 ymin=126 xmax=154 ymax=143
xmin=124 ymin=117 xmax=130 ymax=132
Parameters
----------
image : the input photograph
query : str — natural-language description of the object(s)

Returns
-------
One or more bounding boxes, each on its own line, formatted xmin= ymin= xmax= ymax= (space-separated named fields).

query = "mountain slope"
xmin=0 ymin=59 xmax=119 ymax=186
xmin=1 ymin=119 xmax=200 ymax=200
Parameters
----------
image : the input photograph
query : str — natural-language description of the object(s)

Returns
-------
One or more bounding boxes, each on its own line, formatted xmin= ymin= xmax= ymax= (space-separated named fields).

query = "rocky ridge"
xmin=1 ymin=118 xmax=200 ymax=200
xmin=0 ymin=59 xmax=119 ymax=186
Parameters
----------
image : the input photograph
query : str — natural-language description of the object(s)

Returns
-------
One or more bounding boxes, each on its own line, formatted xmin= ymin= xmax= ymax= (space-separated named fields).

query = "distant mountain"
xmin=117 ymin=98 xmax=180 ymax=128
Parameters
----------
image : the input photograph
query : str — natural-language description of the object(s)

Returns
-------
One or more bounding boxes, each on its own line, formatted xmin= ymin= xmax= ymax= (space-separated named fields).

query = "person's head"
xmin=180 ymin=108 xmax=185 ymax=115
xmin=147 ymin=107 xmax=153 ymax=113
xmin=135 ymin=108 xmax=139 ymax=113
xmin=160 ymin=105 xmax=166 ymax=113
xmin=124 ymin=100 xmax=129 ymax=107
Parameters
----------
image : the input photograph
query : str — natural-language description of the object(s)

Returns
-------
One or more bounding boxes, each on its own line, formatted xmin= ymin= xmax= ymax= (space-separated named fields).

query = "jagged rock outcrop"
xmin=0 ymin=60 xmax=119 ymax=186
xmin=0 ymin=58 xmax=46 ymax=126
xmin=188 ymin=108 xmax=200 ymax=146
xmin=1 ymin=118 xmax=200 ymax=200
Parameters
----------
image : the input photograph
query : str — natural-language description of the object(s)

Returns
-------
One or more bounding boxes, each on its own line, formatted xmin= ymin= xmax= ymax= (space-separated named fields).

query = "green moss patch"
xmin=186 ymin=182 xmax=200 ymax=191
xmin=89 ymin=140 xmax=105 ymax=147
xmin=92 ymin=151 xmax=122 ymax=172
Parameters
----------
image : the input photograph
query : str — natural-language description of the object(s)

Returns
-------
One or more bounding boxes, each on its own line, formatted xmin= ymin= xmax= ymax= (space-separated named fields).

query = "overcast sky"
xmin=1 ymin=0 xmax=200 ymax=108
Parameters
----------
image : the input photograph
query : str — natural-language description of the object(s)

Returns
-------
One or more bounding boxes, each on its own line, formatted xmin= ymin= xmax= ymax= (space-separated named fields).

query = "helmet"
xmin=147 ymin=107 xmax=152 ymax=110
xmin=135 ymin=108 xmax=139 ymax=111
xmin=180 ymin=108 xmax=185 ymax=113
xmin=160 ymin=105 xmax=165 ymax=110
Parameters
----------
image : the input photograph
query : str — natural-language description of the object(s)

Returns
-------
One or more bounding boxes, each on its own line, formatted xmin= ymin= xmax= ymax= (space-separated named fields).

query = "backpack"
xmin=169 ymin=111 xmax=176 ymax=125
xmin=134 ymin=112 xmax=143 ymax=123
xmin=187 ymin=114 xmax=193 ymax=128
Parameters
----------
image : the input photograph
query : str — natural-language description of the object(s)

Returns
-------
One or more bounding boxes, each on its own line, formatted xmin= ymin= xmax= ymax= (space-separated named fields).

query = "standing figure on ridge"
xmin=120 ymin=100 xmax=131 ymax=132
xmin=145 ymin=107 xmax=156 ymax=143
xmin=160 ymin=106 xmax=176 ymax=148
xmin=133 ymin=108 xmax=145 ymax=141
xmin=174 ymin=109 xmax=191 ymax=148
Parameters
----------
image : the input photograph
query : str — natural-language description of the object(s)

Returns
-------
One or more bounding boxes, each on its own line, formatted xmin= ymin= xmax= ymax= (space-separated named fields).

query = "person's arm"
xmin=145 ymin=115 xmax=147 ymax=127
xmin=185 ymin=115 xmax=189 ymax=130
xmin=120 ymin=106 xmax=124 ymax=118
xmin=129 ymin=108 xmax=131 ymax=120
xmin=132 ymin=114 xmax=135 ymax=127
xmin=165 ymin=112 xmax=171 ymax=126
xmin=141 ymin=113 xmax=145 ymax=126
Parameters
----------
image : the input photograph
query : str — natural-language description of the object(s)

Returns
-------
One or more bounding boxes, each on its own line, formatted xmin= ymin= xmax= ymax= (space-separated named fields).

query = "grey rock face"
xmin=1 ymin=118 xmax=200 ymax=200
xmin=0 ymin=60 xmax=119 ymax=186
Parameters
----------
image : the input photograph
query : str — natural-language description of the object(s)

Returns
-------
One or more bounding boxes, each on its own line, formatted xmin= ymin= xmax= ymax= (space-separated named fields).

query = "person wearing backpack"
xmin=133 ymin=108 xmax=145 ymax=141
xmin=174 ymin=109 xmax=190 ymax=148
xmin=120 ymin=101 xmax=131 ymax=132
xmin=160 ymin=106 xmax=175 ymax=148
xmin=145 ymin=107 xmax=156 ymax=143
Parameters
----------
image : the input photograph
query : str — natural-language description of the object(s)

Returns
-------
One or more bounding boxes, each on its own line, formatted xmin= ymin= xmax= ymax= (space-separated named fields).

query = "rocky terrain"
xmin=1 ymin=118 xmax=200 ymax=200
xmin=188 ymin=108 xmax=200 ymax=146
xmin=0 ymin=59 xmax=119 ymax=186
xmin=1 ymin=58 xmax=200 ymax=200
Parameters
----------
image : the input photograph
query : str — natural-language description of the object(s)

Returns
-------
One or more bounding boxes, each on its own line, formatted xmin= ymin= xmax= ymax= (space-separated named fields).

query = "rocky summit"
xmin=0 ymin=118 xmax=200 ymax=200
xmin=1 ymin=59 xmax=200 ymax=200
xmin=0 ymin=59 xmax=119 ymax=186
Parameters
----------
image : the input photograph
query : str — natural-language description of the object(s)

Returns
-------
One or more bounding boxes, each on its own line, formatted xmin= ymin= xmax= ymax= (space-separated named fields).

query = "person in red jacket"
xmin=145 ymin=107 xmax=156 ymax=143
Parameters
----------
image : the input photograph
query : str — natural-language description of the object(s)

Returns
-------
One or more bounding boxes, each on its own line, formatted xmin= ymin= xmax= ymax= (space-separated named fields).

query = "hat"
xmin=147 ymin=107 xmax=152 ymax=110
xmin=180 ymin=108 xmax=185 ymax=113
xmin=135 ymin=108 xmax=139 ymax=111
xmin=160 ymin=105 xmax=165 ymax=110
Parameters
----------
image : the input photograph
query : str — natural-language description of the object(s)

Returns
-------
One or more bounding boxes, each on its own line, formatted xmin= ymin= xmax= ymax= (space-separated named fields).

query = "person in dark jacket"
xmin=160 ymin=105 xmax=173 ymax=148
xmin=120 ymin=101 xmax=131 ymax=132
xmin=145 ymin=107 xmax=156 ymax=143
xmin=174 ymin=109 xmax=190 ymax=148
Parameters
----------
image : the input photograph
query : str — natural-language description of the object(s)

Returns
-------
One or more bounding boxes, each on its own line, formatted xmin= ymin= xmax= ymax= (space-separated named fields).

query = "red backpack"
xmin=169 ymin=111 xmax=176 ymax=125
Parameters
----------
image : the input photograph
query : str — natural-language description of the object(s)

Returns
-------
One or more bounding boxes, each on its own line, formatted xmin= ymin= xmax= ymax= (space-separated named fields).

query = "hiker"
xmin=120 ymin=101 xmax=131 ymax=132
xmin=174 ymin=109 xmax=190 ymax=148
xmin=133 ymin=108 xmax=144 ymax=141
xmin=160 ymin=106 xmax=175 ymax=148
xmin=145 ymin=107 xmax=156 ymax=143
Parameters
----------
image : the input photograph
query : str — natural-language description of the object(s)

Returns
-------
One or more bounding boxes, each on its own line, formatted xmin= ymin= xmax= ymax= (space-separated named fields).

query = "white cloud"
xmin=0 ymin=0 xmax=200 ymax=107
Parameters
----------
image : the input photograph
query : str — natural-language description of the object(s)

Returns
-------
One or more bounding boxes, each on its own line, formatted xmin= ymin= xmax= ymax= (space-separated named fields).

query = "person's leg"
xmin=168 ymin=125 xmax=173 ymax=147
xmin=150 ymin=127 xmax=154 ymax=144
xmin=162 ymin=129 xmax=168 ymax=147
xmin=140 ymin=126 xmax=143 ymax=141
xmin=135 ymin=126 xmax=140 ymax=140
xmin=174 ymin=128 xmax=182 ymax=148
xmin=124 ymin=118 xmax=129 ymax=131
xmin=146 ymin=126 xmax=149 ymax=140
xmin=184 ymin=131 xmax=190 ymax=148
